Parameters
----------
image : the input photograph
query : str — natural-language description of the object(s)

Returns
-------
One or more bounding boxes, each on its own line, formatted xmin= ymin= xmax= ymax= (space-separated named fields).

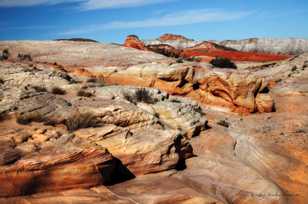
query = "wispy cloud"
xmin=62 ymin=9 xmax=253 ymax=35
xmin=80 ymin=0 xmax=175 ymax=10
xmin=0 ymin=0 xmax=174 ymax=9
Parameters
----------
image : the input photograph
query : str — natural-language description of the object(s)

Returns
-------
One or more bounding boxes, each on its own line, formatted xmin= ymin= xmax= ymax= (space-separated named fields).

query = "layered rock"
xmin=159 ymin=33 xmax=191 ymax=41
xmin=144 ymin=34 xmax=292 ymax=62
xmin=0 ymin=41 xmax=172 ymax=68
xmin=220 ymin=38 xmax=308 ymax=55
xmin=0 ymin=41 xmax=276 ymax=113
xmin=146 ymin=34 xmax=200 ymax=49
xmin=178 ymin=128 xmax=286 ymax=204
xmin=147 ymin=44 xmax=182 ymax=58
xmin=0 ymin=61 xmax=201 ymax=196
xmin=0 ymin=39 xmax=308 ymax=204
xmin=181 ymin=41 xmax=290 ymax=62
xmin=123 ymin=35 xmax=147 ymax=51
xmin=1 ymin=187 xmax=134 ymax=204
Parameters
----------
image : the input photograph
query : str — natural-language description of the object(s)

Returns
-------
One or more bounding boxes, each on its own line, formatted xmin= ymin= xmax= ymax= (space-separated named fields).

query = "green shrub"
xmin=77 ymin=90 xmax=94 ymax=97
xmin=124 ymin=88 xmax=157 ymax=104
xmin=210 ymin=57 xmax=237 ymax=69
xmin=51 ymin=87 xmax=66 ymax=95
xmin=32 ymin=86 xmax=47 ymax=92
xmin=217 ymin=120 xmax=230 ymax=128
xmin=17 ymin=53 xmax=32 ymax=62
xmin=16 ymin=111 xmax=44 ymax=125
xmin=2 ymin=49 xmax=10 ymax=60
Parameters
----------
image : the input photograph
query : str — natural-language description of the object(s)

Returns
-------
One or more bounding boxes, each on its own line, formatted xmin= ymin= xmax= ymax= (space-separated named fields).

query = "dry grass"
xmin=51 ymin=87 xmax=66 ymax=95
xmin=64 ymin=112 xmax=102 ymax=132
xmin=17 ymin=53 xmax=32 ymax=62
xmin=77 ymin=90 xmax=94 ymax=97
xmin=32 ymin=86 xmax=47 ymax=92
xmin=217 ymin=120 xmax=230 ymax=128
xmin=124 ymin=88 xmax=157 ymax=104
xmin=16 ymin=111 xmax=44 ymax=125
xmin=86 ymin=78 xmax=98 ymax=83
xmin=1 ymin=49 xmax=10 ymax=60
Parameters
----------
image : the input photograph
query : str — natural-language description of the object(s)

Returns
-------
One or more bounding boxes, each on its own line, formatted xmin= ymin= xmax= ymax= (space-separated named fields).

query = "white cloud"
xmin=0 ymin=0 xmax=173 ymax=9
xmin=80 ymin=0 xmax=174 ymax=10
xmin=62 ymin=9 xmax=253 ymax=35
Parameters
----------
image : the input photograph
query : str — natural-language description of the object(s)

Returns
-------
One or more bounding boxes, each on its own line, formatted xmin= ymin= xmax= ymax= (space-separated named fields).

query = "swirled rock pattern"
xmin=0 ymin=41 xmax=307 ymax=204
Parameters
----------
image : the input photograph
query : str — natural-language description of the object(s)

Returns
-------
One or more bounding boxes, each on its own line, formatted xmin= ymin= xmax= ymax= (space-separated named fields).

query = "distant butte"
xmin=125 ymin=34 xmax=291 ymax=62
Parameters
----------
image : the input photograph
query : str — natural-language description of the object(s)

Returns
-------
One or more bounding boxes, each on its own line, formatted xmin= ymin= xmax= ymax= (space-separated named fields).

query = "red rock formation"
xmin=0 ymin=148 xmax=117 ymax=196
xmin=147 ymin=44 xmax=181 ymax=58
xmin=181 ymin=41 xmax=290 ymax=62
xmin=124 ymin=35 xmax=290 ymax=62
xmin=159 ymin=33 xmax=190 ymax=41
xmin=124 ymin=35 xmax=147 ymax=51
xmin=1 ymin=41 xmax=308 ymax=204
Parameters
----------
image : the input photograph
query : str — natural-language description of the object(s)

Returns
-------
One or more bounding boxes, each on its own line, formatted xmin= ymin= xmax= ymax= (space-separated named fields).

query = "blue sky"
xmin=0 ymin=0 xmax=307 ymax=43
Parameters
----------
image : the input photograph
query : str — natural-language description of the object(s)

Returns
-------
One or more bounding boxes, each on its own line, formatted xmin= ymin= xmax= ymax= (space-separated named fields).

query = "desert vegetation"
xmin=51 ymin=87 xmax=66 ymax=95
xmin=124 ymin=88 xmax=157 ymax=104
xmin=0 ymin=49 xmax=10 ymax=60
xmin=210 ymin=57 xmax=237 ymax=69
xmin=64 ymin=112 xmax=102 ymax=132
xmin=17 ymin=53 xmax=32 ymax=61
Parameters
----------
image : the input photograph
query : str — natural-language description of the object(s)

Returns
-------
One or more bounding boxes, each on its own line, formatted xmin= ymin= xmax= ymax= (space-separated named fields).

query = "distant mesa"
xmin=124 ymin=34 xmax=291 ymax=63
xmin=124 ymin=35 xmax=147 ymax=51
xmin=219 ymin=38 xmax=308 ymax=55
xmin=55 ymin=38 xmax=98 ymax=43
xmin=158 ymin=33 xmax=191 ymax=41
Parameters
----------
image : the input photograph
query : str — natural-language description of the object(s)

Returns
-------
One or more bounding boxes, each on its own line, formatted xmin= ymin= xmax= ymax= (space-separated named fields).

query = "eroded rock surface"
xmin=144 ymin=34 xmax=291 ymax=62
xmin=0 ymin=61 xmax=200 ymax=198
xmin=219 ymin=38 xmax=308 ymax=55
xmin=0 ymin=41 xmax=277 ymax=113
xmin=0 ymin=40 xmax=307 ymax=204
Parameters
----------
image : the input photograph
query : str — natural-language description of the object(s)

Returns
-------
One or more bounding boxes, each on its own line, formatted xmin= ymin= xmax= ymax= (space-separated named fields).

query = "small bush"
xmin=86 ymin=78 xmax=98 ymax=83
xmin=186 ymin=56 xmax=201 ymax=62
xmin=86 ymin=77 xmax=104 ymax=87
xmin=65 ymin=112 xmax=102 ymax=132
xmin=1 ymin=49 xmax=10 ymax=60
xmin=210 ymin=57 xmax=237 ymax=69
xmin=17 ymin=53 xmax=32 ymax=62
xmin=0 ymin=78 xmax=4 ymax=84
xmin=0 ymin=111 xmax=8 ymax=121
xmin=16 ymin=111 xmax=44 ymax=125
xmin=176 ymin=58 xmax=184 ymax=63
xmin=124 ymin=88 xmax=157 ymax=104
xmin=217 ymin=120 xmax=230 ymax=128
xmin=51 ymin=87 xmax=66 ymax=95
xmin=77 ymin=90 xmax=94 ymax=97
xmin=32 ymin=86 xmax=47 ymax=92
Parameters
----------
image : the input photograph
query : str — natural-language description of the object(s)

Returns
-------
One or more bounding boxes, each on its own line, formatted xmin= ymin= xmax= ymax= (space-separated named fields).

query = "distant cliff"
xmin=219 ymin=38 xmax=308 ymax=55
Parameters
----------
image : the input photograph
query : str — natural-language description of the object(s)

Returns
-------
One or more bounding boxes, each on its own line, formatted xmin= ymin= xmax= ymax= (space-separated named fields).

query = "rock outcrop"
xmin=124 ymin=35 xmax=147 ymax=51
xmin=0 ymin=41 xmax=277 ymax=113
xmin=0 ymin=40 xmax=308 ymax=204
xmin=181 ymin=41 xmax=290 ymax=62
xmin=131 ymin=34 xmax=291 ymax=62
xmin=0 ymin=61 xmax=204 ymax=197
xmin=147 ymin=44 xmax=182 ymax=58
xmin=220 ymin=38 xmax=308 ymax=55
xmin=159 ymin=33 xmax=191 ymax=41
